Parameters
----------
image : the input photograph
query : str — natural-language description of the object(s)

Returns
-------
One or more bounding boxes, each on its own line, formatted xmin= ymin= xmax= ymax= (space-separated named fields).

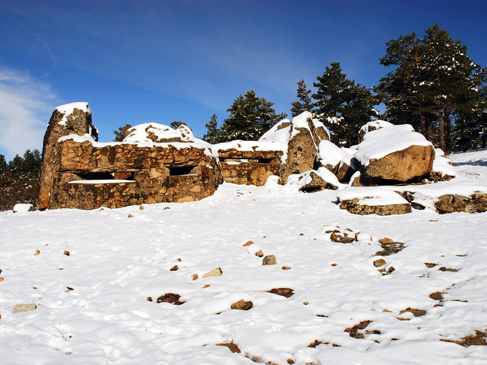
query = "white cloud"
xmin=0 ymin=66 xmax=56 ymax=159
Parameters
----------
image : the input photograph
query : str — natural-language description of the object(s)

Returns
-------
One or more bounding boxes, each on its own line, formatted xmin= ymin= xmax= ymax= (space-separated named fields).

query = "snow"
xmin=55 ymin=102 xmax=91 ymax=126
xmin=432 ymin=148 xmax=456 ymax=177
xmin=337 ymin=187 xmax=409 ymax=206
xmin=317 ymin=140 xmax=355 ymax=168
xmin=123 ymin=123 xmax=194 ymax=143
xmin=1 ymin=149 xmax=487 ymax=364
xmin=358 ymin=120 xmax=393 ymax=136
xmin=354 ymin=124 xmax=434 ymax=167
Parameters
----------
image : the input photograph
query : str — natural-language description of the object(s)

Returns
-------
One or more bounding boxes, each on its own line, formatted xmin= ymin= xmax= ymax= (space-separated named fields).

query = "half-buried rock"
xmin=337 ymin=188 xmax=411 ymax=215
xmin=231 ymin=299 xmax=253 ymax=310
xmin=203 ymin=267 xmax=223 ymax=278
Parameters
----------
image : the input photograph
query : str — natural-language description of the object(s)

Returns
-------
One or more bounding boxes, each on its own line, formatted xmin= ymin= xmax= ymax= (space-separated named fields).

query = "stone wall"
xmin=218 ymin=148 xmax=283 ymax=186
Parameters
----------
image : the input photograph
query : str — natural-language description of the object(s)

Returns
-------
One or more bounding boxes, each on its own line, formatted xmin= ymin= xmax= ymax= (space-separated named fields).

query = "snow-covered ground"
xmin=1 ymin=149 xmax=487 ymax=365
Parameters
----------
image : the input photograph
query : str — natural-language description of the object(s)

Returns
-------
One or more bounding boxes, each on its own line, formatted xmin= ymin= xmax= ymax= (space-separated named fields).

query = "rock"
xmin=338 ymin=188 xmax=412 ymax=216
xmin=282 ymin=266 xmax=291 ymax=270
xmin=255 ymin=250 xmax=264 ymax=257
xmin=35 ymin=250 xmax=40 ymax=255
xmin=203 ymin=267 xmax=223 ymax=278
xmin=375 ymin=242 xmax=405 ymax=256
xmin=0 ymin=277 xmax=4 ymax=282
xmin=380 ymin=238 xmax=394 ymax=244
xmin=316 ymin=140 xmax=355 ymax=182
xmin=216 ymin=342 xmax=241 ymax=353
xmin=435 ymin=193 xmax=487 ymax=214
xmin=262 ymin=255 xmax=277 ymax=265
xmin=13 ymin=304 xmax=37 ymax=313
xmin=139 ymin=206 xmax=144 ymax=210
xmin=170 ymin=265 xmax=178 ymax=271
xmin=231 ymin=299 xmax=253 ymax=310
xmin=156 ymin=293 xmax=184 ymax=305
xmin=399 ymin=308 xmax=426 ymax=317
xmin=298 ymin=170 xmax=339 ymax=193
xmin=64 ymin=250 xmax=70 ymax=256
xmin=192 ymin=274 xmax=199 ymax=280
xmin=354 ymin=124 xmax=435 ymax=184
xmin=268 ymin=288 xmax=294 ymax=298
xmin=243 ymin=240 xmax=254 ymax=247
xmin=373 ymin=259 xmax=386 ymax=267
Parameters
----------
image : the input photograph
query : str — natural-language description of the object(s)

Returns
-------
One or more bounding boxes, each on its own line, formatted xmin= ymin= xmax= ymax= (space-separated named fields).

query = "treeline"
xmin=198 ymin=23 xmax=487 ymax=153
xmin=0 ymin=150 xmax=41 ymax=211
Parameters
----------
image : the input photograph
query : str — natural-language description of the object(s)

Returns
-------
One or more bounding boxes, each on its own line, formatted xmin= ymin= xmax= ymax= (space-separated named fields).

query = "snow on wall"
xmin=354 ymin=124 xmax=433 ymax=167
xmin=123 ymin=123 xmax=194 ymax=143
xmin=55 ymin=102 xmax=92 ymax=126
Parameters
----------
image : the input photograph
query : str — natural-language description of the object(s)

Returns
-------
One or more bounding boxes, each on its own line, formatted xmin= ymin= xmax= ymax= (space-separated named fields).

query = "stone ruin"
xmin=37 ymin=102 xmax=486 ymax=215
xmin=37 ymin=103 xmax=330 ymax=210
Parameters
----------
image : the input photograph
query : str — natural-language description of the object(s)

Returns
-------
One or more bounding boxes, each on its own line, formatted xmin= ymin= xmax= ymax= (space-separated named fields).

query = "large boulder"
xmin=37 ymin=102 xmax=97 ymax=210
xmin=260 ymin=112 xmax=330 ymax=184
xmin=353 ymin=124 xmax=435 ymax=184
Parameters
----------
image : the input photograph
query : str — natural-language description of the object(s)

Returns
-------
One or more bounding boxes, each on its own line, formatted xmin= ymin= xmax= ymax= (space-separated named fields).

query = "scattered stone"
xmin=331 ymin=263 xmax=338 ymax=266
xmin=308 ymin=340 xmax=326 ymax=348
xmin=64 ymin=250 xmax=70 ymax=256
xmin=139 ymin=206 xmax=144 ymax=210
xmin=177 ymin=258 xmax=182 ymax=262
xmin=339 ymin=195 xmax=412 ymax=216
xmin=303 ymin=302 xmax=309 ymax=305
xmin=262 ymin=255 xmax=276 ymax=265
xmin=282 ymin=266 xmax=291 ymax=270
xmin=192 ymin=274 xmax=199 ymax=280
xmin=0 ymin=277 xmax=4 ymax=282
xmin=287 ymin=359 xmax=295 ymax=364
xmin=373 ymin=259 xmax=386 ymax=267
xmin=128 ymin=214 xmax=134 ymax=218
xmin=243 ymin=240 xmax=254 ymax=247
xmin=267 ymin=288 xmax=294 ymax=298
xmin=375 ymin=241 xmax=405 ymax=256
xmin=231 ymin=299 xmax=253 ymax=310
xmin=203 ymin=284 xmax=210 ymax=288
xmin=255 ymin=250 xmax=264 ymax=257
xmin=425 ymin=263 xmax=437 ymax=268
xmin=170 ymin=265 xmax=178 ymax=271
xmin=330 ymin=232 xmax=355 ymax=244
xmin=429 ymin=292 xmax=443 ymax=301
xmin=164 ymin=207 xmax=170 ymax=210
xmin=35 ymin=250 xmax=40 ymax=256
xmin=156 ymin=293 xmax=184 ymax=305
xmin=66 ymin=286 xmax=74 ymax=291
xmin=216 ymin=342 xmax=241 ymax=353
xmin=380 ymin=237 xmax=394 ymax=244
xmin=439 ymin=267 xmax=458 ymax=272
xmin=345 ymin=320 xmax=373 ymax=338
xmin=13 ymin=304 xmax=37 ymax=313
xmin=203 ymin=267 xmax=223 ymax=278
xmin=388 ymin=266 xmax=396 ymax=273
xmin=440 ymin=331 xmax=487 ymax=347
xmin=382 ymin=309 xmax=392 ymax=313
xmin=316 ymin=314 xmax=327 ymax=317
xmin=399 ymin=308 xmax=426 ymax=317
xmin=147 ymin=297 xmax=153 ymax=302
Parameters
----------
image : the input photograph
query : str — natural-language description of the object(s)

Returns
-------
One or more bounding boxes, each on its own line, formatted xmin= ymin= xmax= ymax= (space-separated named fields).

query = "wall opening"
xmin=169 ymin=165 xmax=197 ymax=176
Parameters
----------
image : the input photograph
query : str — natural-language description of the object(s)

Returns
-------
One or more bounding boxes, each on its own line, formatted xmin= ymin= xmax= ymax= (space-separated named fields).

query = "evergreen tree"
xmin=203 ymin=114 xmax=221 ymax=144
xmin=170 ymin=121 xmax=187 ymax=129
xmin=290 ymin=79 xmax=314 ymax=117
xmin=219 ymin=90 xmax=287 ymax=142
xmin=113 ymin=124 xmax=132 ymax=142
xmin=377 ymin=23 xmax=487 ymax=153
xmin=313 ymin=62 xmax=378 ymax=146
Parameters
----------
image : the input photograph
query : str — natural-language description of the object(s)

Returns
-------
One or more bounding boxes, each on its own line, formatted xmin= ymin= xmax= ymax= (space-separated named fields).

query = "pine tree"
xmin=313 ymin=62 xmax=378 ymax=146
xmin=203 ymin=114 xmax=221 ymax=144
xmin=377 ymin=23 xmax=487 ymax=153
xmin=218 ymin=91 xmax=287 ymax=142
xmin=290 ymin=79 xmax=313 ymax=117
xmin=113 ymin=124 xmax=132 ymax=142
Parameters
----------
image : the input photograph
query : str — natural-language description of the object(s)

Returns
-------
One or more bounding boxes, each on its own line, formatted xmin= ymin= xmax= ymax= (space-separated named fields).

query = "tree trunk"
xmin=438 ymin=112 xmax=446 ymax=153
xmin=420 ymin=114 xmax=428 ymax=140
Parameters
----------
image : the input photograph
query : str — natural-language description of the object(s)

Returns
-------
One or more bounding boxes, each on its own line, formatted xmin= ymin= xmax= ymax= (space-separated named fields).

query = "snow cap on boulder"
xmin=317 ymin=140 xmax=355 ymax=182
xmin=358 ymin=120 xmax=393 ymax=143
xmin=354 ymin=124 xmax=435 ymax=183
xmin=286 ymin=167 xmax=341 ymax=193
xmin=337 ymin=187 xmax=412 ymax=215
xmin=123 ymin=123 xmax=194 ymax=143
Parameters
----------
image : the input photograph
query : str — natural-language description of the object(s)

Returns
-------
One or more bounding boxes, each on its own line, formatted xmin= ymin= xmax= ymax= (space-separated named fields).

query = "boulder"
xmin=286 ymin=168 xmax=340 ymax=193
xmin=260 ymin=112 xmax=330 ymax=184
xmin=354 ymin=124 xmax=435 ymax=184
xmin=37 ymin=102 xmax=96 ymax=210
xmin=337 ymin=188 xmax=412 ymax=215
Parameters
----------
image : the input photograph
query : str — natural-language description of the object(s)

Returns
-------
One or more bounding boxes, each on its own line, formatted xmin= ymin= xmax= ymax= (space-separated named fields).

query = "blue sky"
xmin=1 ymin=0 xmax=487 ymax=159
